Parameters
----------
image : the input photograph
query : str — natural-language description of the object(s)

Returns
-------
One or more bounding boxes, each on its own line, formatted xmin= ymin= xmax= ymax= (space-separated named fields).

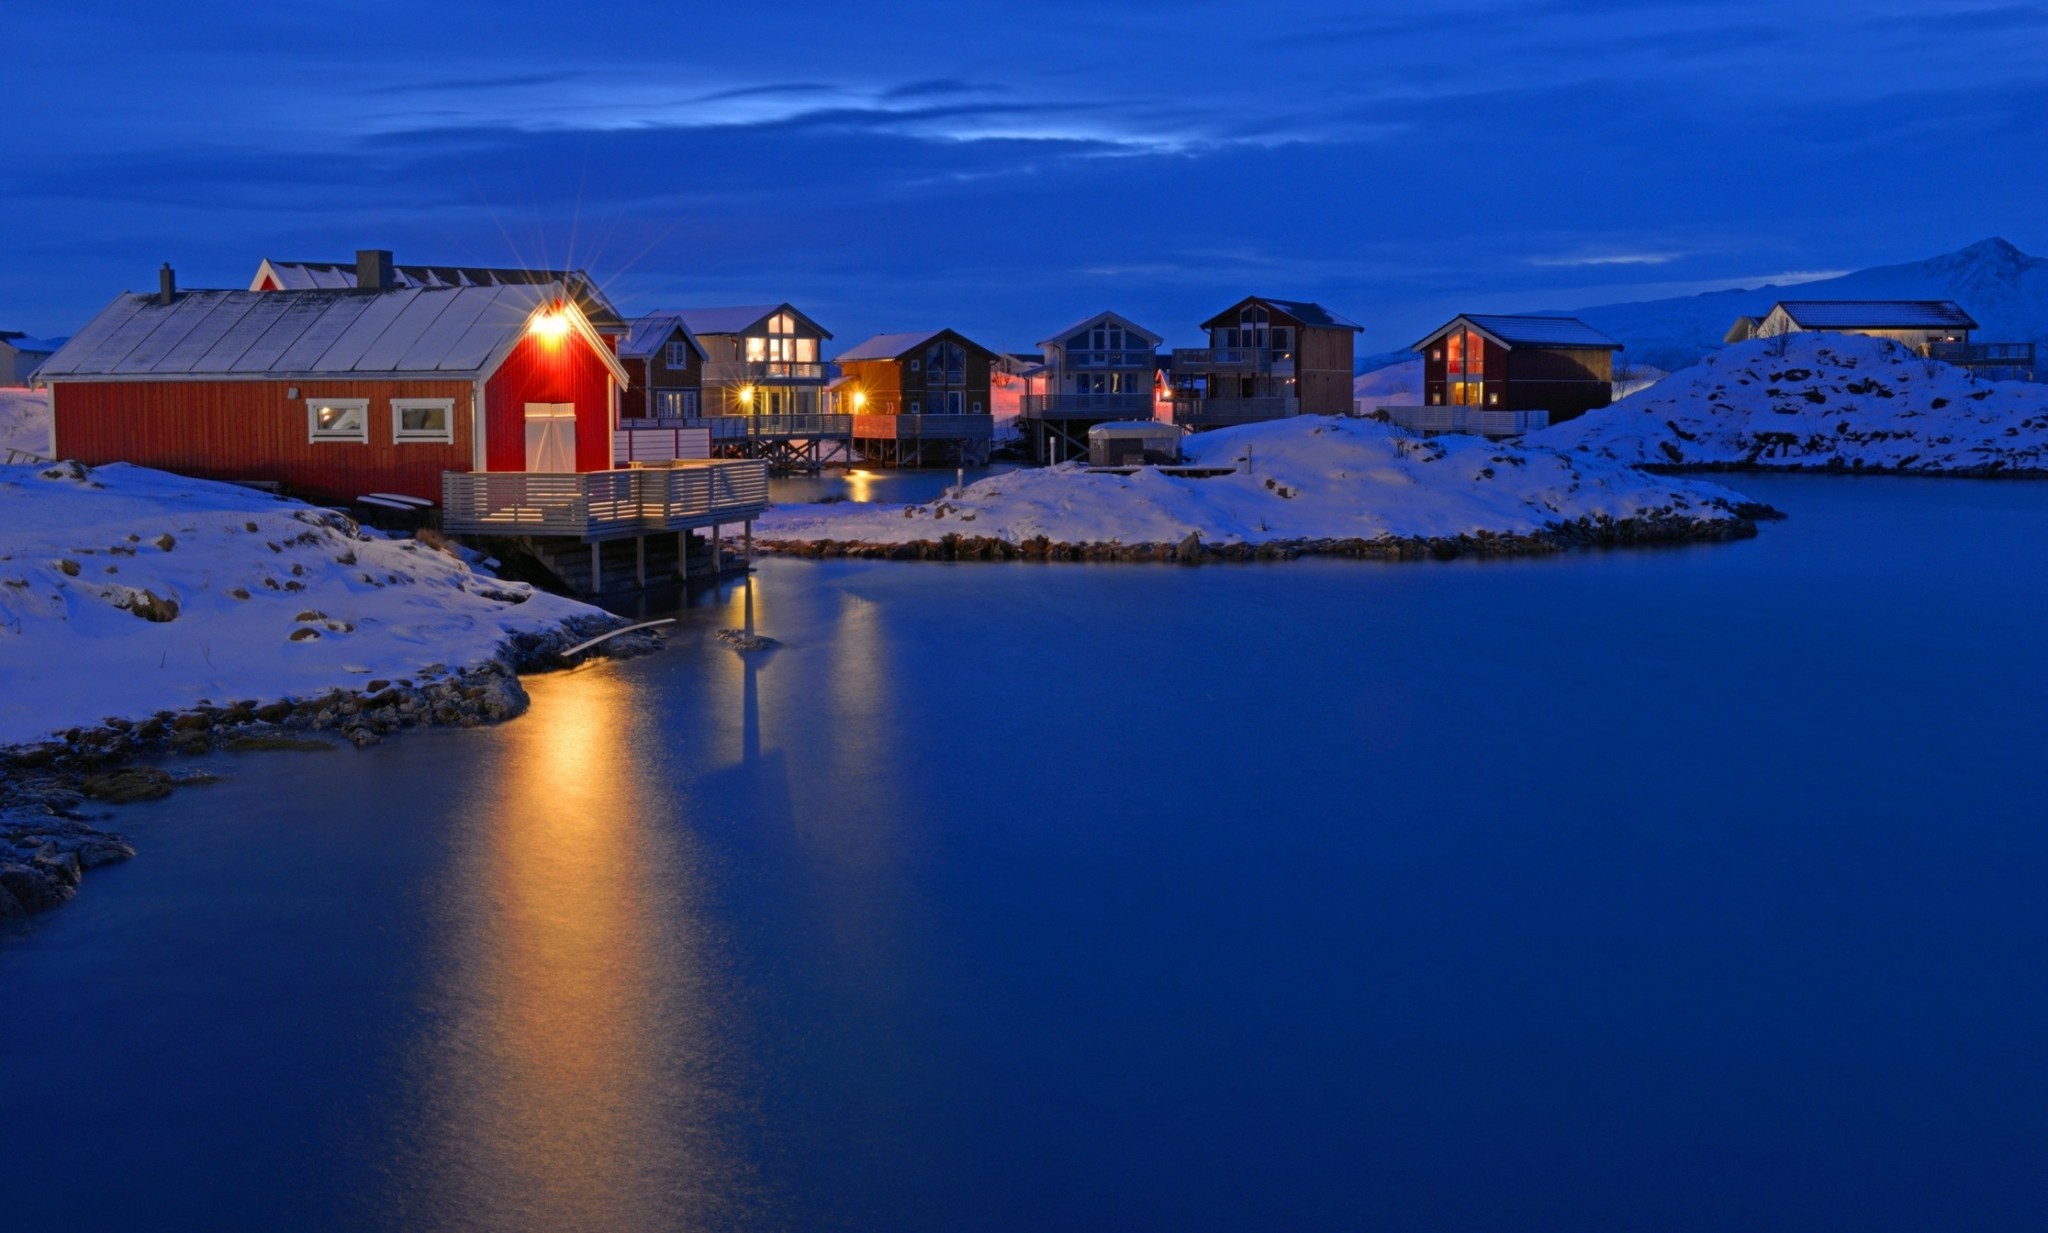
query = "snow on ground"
xmin=0 ymin=388 xmax=50 ymax=458
xmin=1353 ymin=357 xmax=1422 ymax=405
xmin=0 ymin=461 xmax=604 ymax=745
xmin=1541 ymin=333 xmax=2048 ymax=472
xmin=757 ymin=415 xmax=1760 ymax=548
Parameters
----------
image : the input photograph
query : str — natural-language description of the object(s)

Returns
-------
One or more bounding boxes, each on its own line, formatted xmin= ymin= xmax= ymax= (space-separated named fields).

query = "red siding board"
xmin=51 ymin=379 xmax=474 ymax=505
xmin=483 ymin=330 xmax=617 ymax=473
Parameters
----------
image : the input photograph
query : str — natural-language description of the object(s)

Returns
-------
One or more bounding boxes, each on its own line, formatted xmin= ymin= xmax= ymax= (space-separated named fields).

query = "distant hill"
xmin=1356 ymin=238 xmax=2048 ymax=377
xmin=1540 ymin=237 xmax=2048 ymax=373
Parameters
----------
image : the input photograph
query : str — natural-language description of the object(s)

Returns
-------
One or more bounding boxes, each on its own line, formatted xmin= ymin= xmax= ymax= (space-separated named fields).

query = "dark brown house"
xmin=1169 ymin=297 xmax=1360 ymax=429
xmin=1415 ymin=314 xmax=1621 ymax=423
xmin=672 ymin=304 xmax=832 ymax=417
xmin=618 ymin=313 xmax=705 ymax=421
xmin=831 ymin=329 xmax=996 ymax=466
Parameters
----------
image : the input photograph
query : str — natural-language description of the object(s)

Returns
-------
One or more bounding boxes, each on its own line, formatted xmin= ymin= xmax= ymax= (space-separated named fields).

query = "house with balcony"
xmin=831 ymin=329 xmax=996 ymax=467
xmin=1169 ymin=297 xmax=1361 ymax=429
xmin=1412 ymin=314 xmax=1622 ymax=428
xmin=1018 ymin=311 xmax=1163 ymax=463
xmin=665 ymin=304 xmax=848 ymax=472
xmin=1729 ymin=300 xmax=1977 ymax=351
xmin=42 ymin=264 xmax=766 ymax=596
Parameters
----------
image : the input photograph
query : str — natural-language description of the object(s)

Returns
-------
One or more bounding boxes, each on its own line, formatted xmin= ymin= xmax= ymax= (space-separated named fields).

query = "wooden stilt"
xmin=635 ymin=535 xmax=646 ymax=589
xmin=677 ymin=531 xmax=688 ymax=580
xmin=589 ymin=541 xmax=602 ymax=596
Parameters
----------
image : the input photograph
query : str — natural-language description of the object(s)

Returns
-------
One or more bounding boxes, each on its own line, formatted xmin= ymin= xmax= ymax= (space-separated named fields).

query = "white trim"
xmin=391 ymin=397 xmax=456 ymax=444
xmin=306 ymin=397 xmax=370 ymax=443
xmin=471 ymin=381 xmax=487 ymax=471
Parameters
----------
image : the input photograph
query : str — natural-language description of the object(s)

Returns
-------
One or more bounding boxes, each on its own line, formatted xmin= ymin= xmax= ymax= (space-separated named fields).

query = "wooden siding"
xmin=50 ymin=378 xmax=474 ymax=504
xmin=483 ymin=329 xmax=618 ymax=473
xmin=1421 ymin=337 xmax=1613 ymax=422
xmin=620 ymin=337 xmax=702 ymax=419
xmin=1295 ymin=325 xmax=1355 ymax=415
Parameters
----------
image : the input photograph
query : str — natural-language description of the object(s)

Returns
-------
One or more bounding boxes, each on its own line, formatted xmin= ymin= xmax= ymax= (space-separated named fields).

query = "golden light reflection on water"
xmin=403 ymin=668 xmax=745 ymax=1232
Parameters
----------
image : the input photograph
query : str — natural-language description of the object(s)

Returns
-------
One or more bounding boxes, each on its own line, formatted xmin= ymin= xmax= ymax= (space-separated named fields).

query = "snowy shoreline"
xmin=0 ymin=459 xmax=657 ymax=921
xmin=757 ymin=416 xmax=1779 ymax=563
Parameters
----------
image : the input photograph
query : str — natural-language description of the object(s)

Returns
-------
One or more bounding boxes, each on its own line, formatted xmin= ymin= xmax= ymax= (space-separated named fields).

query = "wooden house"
xmin=671 ymin=304 xmax=832 ymax=417
xmin=40 ymin=266 xmax=770 ymax=595
xmin=251 ymin=251 xmax=627 ymax=339
xmin=40 ymin=270 xmax=628 ymax=503
xmin=1019 ymin=311 xmax=1163 ymax=463
xmin=831 ymin=329 xmax=996 ymax=466
xmin=618 ymin=313 xmax=706 ymax=421
xmin=1745 ymin=300 xmax=1977 ymax=351
xmin=1414 ymin=315 xmax=1621 ymax=424
xmin=1169 ymin=297 xmax=1360 ymax=429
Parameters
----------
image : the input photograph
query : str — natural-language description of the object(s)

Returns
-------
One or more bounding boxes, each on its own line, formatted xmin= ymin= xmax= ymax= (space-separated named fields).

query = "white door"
xmin=523 ymin=403 xmax=577 ymax=472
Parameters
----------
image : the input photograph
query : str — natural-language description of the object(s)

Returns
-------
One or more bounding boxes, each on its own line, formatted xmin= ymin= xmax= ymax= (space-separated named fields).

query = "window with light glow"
xmin=307 ymin=398 xmax=369 ymax=443
xmin=391 ymin=398 xmax=453 ymax=444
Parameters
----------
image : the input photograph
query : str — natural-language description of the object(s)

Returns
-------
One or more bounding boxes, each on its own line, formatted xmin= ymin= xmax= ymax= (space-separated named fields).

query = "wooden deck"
xmin=440 ymin=460 xmax=769 ymax=541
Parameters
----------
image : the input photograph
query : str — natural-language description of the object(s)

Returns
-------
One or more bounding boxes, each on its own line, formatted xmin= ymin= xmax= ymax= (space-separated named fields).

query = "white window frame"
xmin=665 ymin=341 xmax=693 ymax=368
xmin=390 ymin=397 xmax=455 ymax=444
xmin=307 ymin=397 xmax=370 ymax=444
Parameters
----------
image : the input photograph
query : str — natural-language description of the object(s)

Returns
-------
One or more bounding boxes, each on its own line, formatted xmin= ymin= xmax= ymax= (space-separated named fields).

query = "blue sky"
xmin=3 ymin=0 xmax=2043 ymax=353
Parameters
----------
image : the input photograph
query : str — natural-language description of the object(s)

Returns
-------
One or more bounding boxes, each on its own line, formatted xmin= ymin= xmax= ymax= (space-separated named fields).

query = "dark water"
xmin=768 ymin=462 xmax=1020 ymax=507
xmin=5 ymin=475 xmax=2048 ymax=1231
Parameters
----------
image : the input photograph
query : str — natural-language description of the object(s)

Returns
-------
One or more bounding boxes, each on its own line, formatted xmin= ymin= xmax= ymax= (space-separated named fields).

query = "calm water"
xmin=5 ymin=475 xmax=2048 ymax=1231
xmin=768 ymin=461 xmax=1021 ymax=507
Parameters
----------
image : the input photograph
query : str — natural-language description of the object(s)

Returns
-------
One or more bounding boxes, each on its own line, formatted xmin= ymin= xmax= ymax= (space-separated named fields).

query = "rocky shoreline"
xmin=755 ymin=505 xmax=1783 ymax=565
xmin=0 ymin=613 xmax=661 ymax=923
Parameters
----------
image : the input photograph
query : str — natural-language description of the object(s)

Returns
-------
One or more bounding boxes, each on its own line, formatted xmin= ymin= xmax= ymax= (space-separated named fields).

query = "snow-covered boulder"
xmin=757 ymin=415 xmax=1770 ymax=560
xmin=0 ymin=461 xmax=609 ymax=745
xmin=1542 ymin=333 xmax=2048 ymax=473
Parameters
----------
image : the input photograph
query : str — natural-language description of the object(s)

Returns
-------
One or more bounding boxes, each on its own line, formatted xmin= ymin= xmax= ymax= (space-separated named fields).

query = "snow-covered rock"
xmin=757 ymin=415 xmax=1768 ymax=556
xmin=0 ymin=461 xmax=609 ymax=745
xmin=0 ymin=389 xmax=50 ymax=459
xmin=1541 ymin=333 xmax=2048 ymax=474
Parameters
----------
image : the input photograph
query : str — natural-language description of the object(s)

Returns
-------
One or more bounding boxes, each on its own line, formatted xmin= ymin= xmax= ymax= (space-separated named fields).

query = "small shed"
xmin=1 ymin=332 xmax=67 ymax=385
xmin=1088 ymin=420 xmax=1181 ymax=467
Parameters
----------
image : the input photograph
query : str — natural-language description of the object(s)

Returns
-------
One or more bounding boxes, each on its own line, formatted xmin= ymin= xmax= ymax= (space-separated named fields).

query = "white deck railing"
xmin=441 ymin=460 xmax=769 ymax=540
xmin=1371 ymin=405 xmax=1549 ymax=437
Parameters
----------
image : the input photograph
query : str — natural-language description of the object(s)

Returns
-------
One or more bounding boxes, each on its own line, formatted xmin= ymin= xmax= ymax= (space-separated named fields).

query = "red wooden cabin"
xmin=1414 ymin=314 xmax=1621 ymax=424
xmin=38 ymin=269 xmax=627 ymax=504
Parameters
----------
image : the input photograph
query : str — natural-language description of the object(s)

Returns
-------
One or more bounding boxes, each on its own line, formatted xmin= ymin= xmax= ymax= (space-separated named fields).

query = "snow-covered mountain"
xmin=1545 ymin=238 xmax=2048 ymax=373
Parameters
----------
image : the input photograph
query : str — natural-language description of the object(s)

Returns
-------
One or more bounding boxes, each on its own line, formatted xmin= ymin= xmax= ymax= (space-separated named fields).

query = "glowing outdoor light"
xmin=737 ymin=384 xmax=755 ymax=408
xmin=851 ymin=390 xmax=868 ymax=410
xmin=529 ymin=307 xmax=571 ymax=341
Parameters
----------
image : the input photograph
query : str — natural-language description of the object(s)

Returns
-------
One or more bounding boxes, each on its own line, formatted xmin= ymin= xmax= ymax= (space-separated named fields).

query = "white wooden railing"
xmin=1371 ymin=405 xmax=1549 ymax=437
xmin=441 ymin=460 xmax=769 ymax=539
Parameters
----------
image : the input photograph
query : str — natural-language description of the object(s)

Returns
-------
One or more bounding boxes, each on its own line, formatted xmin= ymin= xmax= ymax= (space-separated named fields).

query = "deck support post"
xmin=713 ymin=528 xmax=723 ymax=576
xmin=589 ymin=541 xmax=602 ymax=596
xmin=635 ymin=535 xmax=646 ymax=589
xmin=677 ymin=531 xmax=689 ymax=581
xmin=743 ymin=521 xmax=752 ymax=565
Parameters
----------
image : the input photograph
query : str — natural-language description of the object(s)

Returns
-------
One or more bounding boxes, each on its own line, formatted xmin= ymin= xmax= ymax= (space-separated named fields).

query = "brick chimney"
xmin=356 ymin=248 xmax=394 ymax=291
xmin=157 ymin=263 xmax=176 ymax=306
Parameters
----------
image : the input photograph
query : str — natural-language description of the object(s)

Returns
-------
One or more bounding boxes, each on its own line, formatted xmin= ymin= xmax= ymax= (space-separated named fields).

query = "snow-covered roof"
xmin=251 ymin=259 xmax=624 ymax=328
xmin=620 ymin=312 xmax=705 ymax=361
xmin=0 ymin=333 xmax=68 ymax=354
xmin=39 ymin=284 xmax=627 ymax=386
xmin=1771 ymin=300 xmax=1978 ymax=330
xmin=1036 ymin=310 xmax=1164 ymax=350
xmin=1415 ymin=314 xmax=1622 ymax=351
xmin=669 ymin=303 xmax=833 ymax=340
xmin=836 ymin=331 xmax=968 ymax=362
xmin=1200 ymin=297 xmax=1362 ymax=332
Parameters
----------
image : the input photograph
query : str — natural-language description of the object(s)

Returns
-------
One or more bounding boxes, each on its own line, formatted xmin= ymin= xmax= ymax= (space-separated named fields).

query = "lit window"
xmin=391 ymin=398 xmax=454 ymax=443
xmin=308 ymin=398 xmax=369 ymax=443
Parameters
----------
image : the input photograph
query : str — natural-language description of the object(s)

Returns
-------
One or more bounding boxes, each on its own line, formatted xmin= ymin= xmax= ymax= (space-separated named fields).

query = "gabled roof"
xmin=0 ymin=333 xmax=67 ymax=353
xmin=1413 ymin=314 xmax=1622 ymax=352
xmin=1198 ymin=296 xmax=1362 ymax=332
xmin=251 ymin=259 xmax=624 ymax=329
xmin=621 ymin=312 xmax=706 ymax=362
xmin=835 ymin=329 xmax=994 ymax=363
xmin=670 ymin=303 xmax=833 ymax=340
xmin=1036 ymin=310 xmax=1164 ymax=350
xmin=39 ymin=284 xmax=628 ymax=387
xmin=1770 ymin=300 xmax=1978 ymax=330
